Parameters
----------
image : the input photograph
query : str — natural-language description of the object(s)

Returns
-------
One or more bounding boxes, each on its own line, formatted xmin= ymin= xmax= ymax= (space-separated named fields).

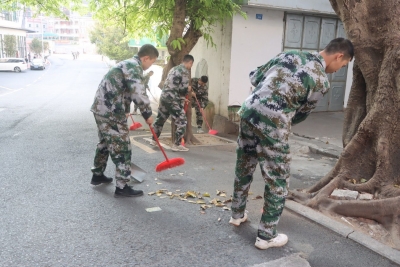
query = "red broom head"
xmin=155 ymin=157 xmax=185 ymax=172
xmin=208 ymin=129 xmax=218 ymax=135
xmin=129 ymin=122 xmax=142 ymax=131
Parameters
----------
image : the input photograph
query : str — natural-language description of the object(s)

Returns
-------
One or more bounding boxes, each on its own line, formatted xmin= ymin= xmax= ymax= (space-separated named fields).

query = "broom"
xmin=129 ymin=114 xmax=142 ymax=131
xmin=149 ymin=126 xmax=185 ymax=172
xmin=194 ymin=96 xmax=218 ymax=135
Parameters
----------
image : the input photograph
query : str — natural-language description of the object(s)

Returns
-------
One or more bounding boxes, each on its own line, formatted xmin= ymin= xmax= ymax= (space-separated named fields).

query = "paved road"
xmin=0 ymin=55 xmax=398 ymax=267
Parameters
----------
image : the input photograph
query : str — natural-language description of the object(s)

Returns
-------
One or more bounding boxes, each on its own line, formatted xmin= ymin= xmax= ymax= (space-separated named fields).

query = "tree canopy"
xmin=89 ymin=22 xmax=138 ymax=62
xmin=29 ymin=38 xmax=43 ymax=55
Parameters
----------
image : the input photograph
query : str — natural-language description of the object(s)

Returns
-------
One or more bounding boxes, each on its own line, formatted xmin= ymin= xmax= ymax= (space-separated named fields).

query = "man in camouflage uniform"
xmin=151 ymin=55 xmax=194 ymax=152
xmin=190 ymin=76 xmax=209 ymax=133
xmin=90 ymin=44 xmax=159 ymax=198
xmin=229 ymin=38 xmax=354 ymax=250
xmin=132 ymin=70 xmax=154 ymax=114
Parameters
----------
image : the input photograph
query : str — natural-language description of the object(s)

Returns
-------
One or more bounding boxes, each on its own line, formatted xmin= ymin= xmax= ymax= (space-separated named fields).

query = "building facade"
xmin=0 ymin=10 xmax=29 ymax=58
xmin=189 ymin=0 xmax=353 ymax=131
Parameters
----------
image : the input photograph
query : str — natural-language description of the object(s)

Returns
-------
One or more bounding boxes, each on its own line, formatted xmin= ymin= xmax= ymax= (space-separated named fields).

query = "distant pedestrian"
xmin=90 ymin=44 xmax=159 ymax=197
xmin=72 ymin=52 xmax=76 ymax=60
xmin=150 ymin=55 xmax=194 ymax=152
xmin=132 ymin=70 xmax=154 ymax=114
xmin=190 ymin=76 xmax=209 ymax=133
xmin=229 ymin=38 xmax=354 ymax=250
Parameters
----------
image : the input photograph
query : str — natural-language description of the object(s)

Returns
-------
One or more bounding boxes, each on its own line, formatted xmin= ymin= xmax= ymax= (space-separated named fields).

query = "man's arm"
xmin=249 ymin=57 xmax=280 ymax=87
xmin=121 ymin=61 xmax=152 ymax=121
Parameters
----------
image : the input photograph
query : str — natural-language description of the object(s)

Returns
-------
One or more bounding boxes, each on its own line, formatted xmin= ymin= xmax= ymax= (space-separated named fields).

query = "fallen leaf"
xmin=197 ymin=200 xmax=206 ymax=204
xmin=156 ymin=193 xmax=162 ymax=196
xmin=170 ymin=174 xmax=176 ymax=176
xmin=179 ymin=198 xmax=187 ymax=201
xmin=156 ymin=182 xmax=162 ymax=185
xmin=185 ymin=191 xmax=197 ymax=198
xmin=155 ymin=178 xmax=158 ymax=180
xmin=215 ymin=203 xmax=226 ymax=207
xmin=176 ymin=189 xmax=181 ymax=192
xmin=326 ymin=141 xmax=329 ymax=144
xmin=394 ymin=184 xmax=400 ymax=188
xmin=203 ymin=192 xmax=211 ymax=197
xmin=167 ymin=192 xmax=173 ymax=196
xmin=146 ymin=207 xmax=162 ymax=212
xmin=212 ymin=168 xmax=215 ymax=170
xmin=188 ymin=200 xmax=197 ymax=204
xmin=360 ymin=179 xmax=367 ymax=183
xmin=223 ymin=198 xmax=232 ymax=204
xmin=148 ymin=192 xmax=156 ymax=196
xmin=216 ymin=190 xmax=221 ymax=195
xmin=252 ymin=195 xmax=263 ymax=200
xmin=223 ymin=207 xmax=231 ymax=211
xmin=220 ymin=193 xmax=227 ymax=197
xmin=201 ymin=205 xmax=207 ymax=210
xmin=248 ymin=192 xmax=254 ymax=195
xmin=179 ymin=172 xmax=184 ymax=176
xmin=159 ymin=196 xmax=167 ymax=199
xmin=200 ymin=211 xmax=206 ymax=214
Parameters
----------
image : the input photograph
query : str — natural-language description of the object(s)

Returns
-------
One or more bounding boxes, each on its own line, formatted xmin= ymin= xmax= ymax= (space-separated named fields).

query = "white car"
xmin=30 ymin=58 xmax=45 ymax=70
xmin=0 ymin=58 xmax=27 ymax=72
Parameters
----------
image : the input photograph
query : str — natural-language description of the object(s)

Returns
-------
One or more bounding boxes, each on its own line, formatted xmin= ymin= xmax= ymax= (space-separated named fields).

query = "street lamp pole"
xmin=41 ymin=16 xmax=44 ymax=57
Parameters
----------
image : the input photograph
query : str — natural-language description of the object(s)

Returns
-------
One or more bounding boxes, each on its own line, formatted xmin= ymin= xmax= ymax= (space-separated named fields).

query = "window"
xmin=28 ymin=24 xmax=31 ymax=27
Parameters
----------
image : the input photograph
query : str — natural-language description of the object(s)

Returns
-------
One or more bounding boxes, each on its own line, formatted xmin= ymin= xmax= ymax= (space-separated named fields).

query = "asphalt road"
xmin=0 ymin=55 xmax=398 ymax=267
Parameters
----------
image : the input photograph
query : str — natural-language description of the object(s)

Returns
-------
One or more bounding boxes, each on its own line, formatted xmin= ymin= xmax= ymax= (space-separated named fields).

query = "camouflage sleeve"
xmin=291 ymin=81 xmax=330 ymax=125
xmin=121 ymin=62 xmax=152 ymax=120
xmin=198 ymin=86 xmax=208 ymax=108
xmin=249 ymin=57 xmax=280 ymax=87
xmin=143 ymin=73 xmax=151 ymax=86
xmin=178 ymin=70 xmax=190 ymax=97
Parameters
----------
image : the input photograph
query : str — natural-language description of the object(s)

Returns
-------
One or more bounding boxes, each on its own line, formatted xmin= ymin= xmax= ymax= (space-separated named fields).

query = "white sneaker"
xmin=149 ymin=140 xmax=157 ymax=147
xmin=171 ymin=144 xmax=189 ymax=152
xmin=229 ymin=212 xmax=248 ymax=226
xmin=197 ymin=128 xmax=204 ymax=134
xmin=255 ymin=234 xmax=288 ymax=250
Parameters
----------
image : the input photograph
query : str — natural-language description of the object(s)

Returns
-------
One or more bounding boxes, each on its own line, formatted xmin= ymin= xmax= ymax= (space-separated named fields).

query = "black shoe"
xmin=91 ymin=174 xmax=113 ymax=185
xmin=114 ymin=185 xmax=143 ymax=198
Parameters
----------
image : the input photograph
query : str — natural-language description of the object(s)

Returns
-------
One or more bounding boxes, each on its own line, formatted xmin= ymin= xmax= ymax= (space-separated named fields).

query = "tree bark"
xmin=291 ymin=0 xmax=400 ymax=249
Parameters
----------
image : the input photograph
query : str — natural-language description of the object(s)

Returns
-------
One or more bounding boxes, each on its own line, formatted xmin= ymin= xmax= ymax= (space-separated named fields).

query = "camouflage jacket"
xmin=239 ymin=51 xmax=330 ymax=140
xmin=143 ymin=72 xmax=152 ymax=89
xmin=192 ymin=77 xmax=209 ymax=108
xmin=91 ymin=55 xmax=152 ymax=122
xmin=160 ymin=64 xmax=190 ymax=101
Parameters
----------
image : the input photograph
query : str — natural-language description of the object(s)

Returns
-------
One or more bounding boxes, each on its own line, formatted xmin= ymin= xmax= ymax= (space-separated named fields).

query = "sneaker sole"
xmin=91 ymin=179 xmax=113 ymax=185
xmin=229 ymin=217 xmax=247 ymax=226
xmin=255 ymin=241 xmax=288 ymax=250
xmin=114 ymin=192 xmax=144 ymax=198
xmin=171 ymin=148 xmax=189 ymax=152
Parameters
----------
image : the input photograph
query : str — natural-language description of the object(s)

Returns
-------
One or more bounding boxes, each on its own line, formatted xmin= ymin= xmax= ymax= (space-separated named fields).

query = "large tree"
xmin=3 ymin=35 xmax=17 ymax=57
xmin=29 ymin=38 xmax=43 ymax=55
xmin=89 ymin=22 xmax=138 ymax=62
xmin=291 ymin=0 xmax=400 ymax=249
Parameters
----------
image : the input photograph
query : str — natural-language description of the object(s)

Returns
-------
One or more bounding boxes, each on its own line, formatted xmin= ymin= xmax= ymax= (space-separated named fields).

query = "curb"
xmin=291 ymin=134 xmax=341 ymax=159
xmin=285 ymin=200 xmax=400 ymax=265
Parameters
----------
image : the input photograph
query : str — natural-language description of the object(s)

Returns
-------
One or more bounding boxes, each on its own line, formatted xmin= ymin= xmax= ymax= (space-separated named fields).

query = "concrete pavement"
xmin=0 ymin=54 xmax=398 ymax=266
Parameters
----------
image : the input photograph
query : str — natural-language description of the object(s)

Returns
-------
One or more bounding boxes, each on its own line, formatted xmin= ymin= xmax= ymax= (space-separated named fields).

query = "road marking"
xmin=130 ymin=136 xmax=156 ymax=154
xmin=143 ymin=137 xmax=171 ymax=150
xmin=0 ymin=85 xmax=14 ymax=91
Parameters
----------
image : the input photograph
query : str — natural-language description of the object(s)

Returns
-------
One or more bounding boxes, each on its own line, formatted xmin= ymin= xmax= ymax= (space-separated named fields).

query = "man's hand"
xmin=126 ymin=113 xmax=130 ymax=118
xmin=200 ymin=108 xmax=204 ymax=113
xmin=191 ymin=92 xmax=196 ymax=97
xmin=188 ymin=85 xmax=192 ymax=92
xmin=184 ymin=98 xmax=190 ymax=104
xmin=146 ymin=117 xmax=154 ymax=125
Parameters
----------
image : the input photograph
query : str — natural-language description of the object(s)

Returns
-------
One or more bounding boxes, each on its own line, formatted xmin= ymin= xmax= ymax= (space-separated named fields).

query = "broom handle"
xmin=149 ymin=126 xmax=169 ymax=162
xmin=129 ymin=114 xmax=135 ymax=124
xmin=195 ymin=95 xmax=211 ymax=130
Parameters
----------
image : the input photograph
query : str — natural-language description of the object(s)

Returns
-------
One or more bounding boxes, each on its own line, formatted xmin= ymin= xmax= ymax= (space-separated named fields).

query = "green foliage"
xmin=29 ymin=38 xmax=43 ymax=55
xmin=3 ymin=35 xmax=17 ymax=57
xmin=43 ymin=41 xmax=50 ymax=52
xmin=89 ymin=22 xmax=138 ymax=62
xmin=91 ymin=0 xmax=244 ymax=48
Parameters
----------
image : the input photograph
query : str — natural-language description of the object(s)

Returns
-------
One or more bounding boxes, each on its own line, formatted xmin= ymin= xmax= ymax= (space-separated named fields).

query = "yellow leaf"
xmin=220 ymin=193 xmax=227 ymax=197
xmin=197 ymin=200 xmax=206 ymax=204
xmin=215 ymin=203 xmax=225 ymax=207
xmin=202 ymin=192 xmax=211 ymax=197
xmin=156 ymin=193 xmax=162 ymax=196
xmin=188 ymin=200 xmax=197 ymax=204
xmin=148 ymin=192 xmax=156 ymax=196
xmin=185 ymin=191 xmax=197 ymax=198
xmin=156 ymin=182 xmax=162 ymax=185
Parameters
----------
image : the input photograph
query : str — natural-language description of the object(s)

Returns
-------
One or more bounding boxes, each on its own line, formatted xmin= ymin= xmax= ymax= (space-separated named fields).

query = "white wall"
xmin=248 ymin=0 xmax=335 ymax=14
xmin=344 ymin=60 xmax=354 ymax=107
xmin=229 ymin=7 xmax=284 ymax=106
xmin=190 ymin=20 xmax=233 ymax=117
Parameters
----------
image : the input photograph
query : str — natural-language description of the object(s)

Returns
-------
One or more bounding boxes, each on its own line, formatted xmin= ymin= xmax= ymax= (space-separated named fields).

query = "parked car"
xmin=0 ymin=58 xmax=27 ymax=72
xmin=30 ymin=58 xmax=45 ymax=70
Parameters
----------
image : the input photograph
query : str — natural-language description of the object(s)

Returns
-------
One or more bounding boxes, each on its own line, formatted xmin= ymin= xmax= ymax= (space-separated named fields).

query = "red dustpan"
xmin=149 ymin=126 xmax=185 ymax=172
xmin=129 ymin=114 xmax=142 ymax=131
xmin=194 ymin=96 xmax=218 ymax=135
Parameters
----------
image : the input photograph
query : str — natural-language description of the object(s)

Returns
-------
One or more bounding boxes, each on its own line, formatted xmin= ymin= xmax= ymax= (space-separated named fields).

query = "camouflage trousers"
xmin=91 ymin=114 xmax=131 ymax=182
xmin=231 ymin=119 xmax=290 ymax=240
xmin=191 ymin=98 xmax=204 ymax=128
xmin=153 ymin=97 xmax=186 ymax=145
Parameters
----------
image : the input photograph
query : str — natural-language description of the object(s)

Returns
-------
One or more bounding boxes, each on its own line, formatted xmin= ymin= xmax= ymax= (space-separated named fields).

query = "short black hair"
xmin=200 ymin=76 xmax=208 ymax=83
xmin=324 ymin=38 xmax=354 ymax=60
xmin=138 ymin=44 xmax=159 ymax=59
xmin=183 ymin=54 xmax=194 ymax=62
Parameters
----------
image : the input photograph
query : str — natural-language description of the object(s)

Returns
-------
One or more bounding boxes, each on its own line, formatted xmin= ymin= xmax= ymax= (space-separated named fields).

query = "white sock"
xmin=116 ymin=180 xmax=126 ymax=189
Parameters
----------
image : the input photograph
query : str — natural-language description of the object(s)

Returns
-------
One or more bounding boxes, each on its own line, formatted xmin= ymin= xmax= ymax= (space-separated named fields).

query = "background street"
xmin=0 ymin=55 xmax=398 ymax=267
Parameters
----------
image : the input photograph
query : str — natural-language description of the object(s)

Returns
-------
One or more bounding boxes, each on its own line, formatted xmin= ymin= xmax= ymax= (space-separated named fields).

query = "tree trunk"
xmin=291 ymin=0 xmax=400 ymax=249
xmin=157 ymin=2 xmax=203 ymax=146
